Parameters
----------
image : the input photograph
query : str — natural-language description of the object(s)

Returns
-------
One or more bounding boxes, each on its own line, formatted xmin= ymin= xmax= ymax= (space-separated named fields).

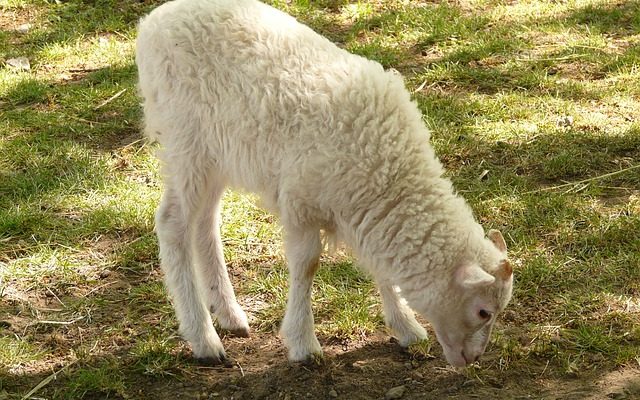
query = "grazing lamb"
xmin=136 ymin=0 xmax=514 ymax=367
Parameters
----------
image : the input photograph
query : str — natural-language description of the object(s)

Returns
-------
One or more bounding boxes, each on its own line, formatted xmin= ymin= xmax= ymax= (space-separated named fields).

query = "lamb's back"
xmin=136 ymin=0 xmax=436 ymax=225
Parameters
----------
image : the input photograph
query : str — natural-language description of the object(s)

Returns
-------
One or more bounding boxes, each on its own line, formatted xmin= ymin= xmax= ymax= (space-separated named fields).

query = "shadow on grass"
xmin=0 ymin=63 xmax=144 ymax=206
xmin=559 ymin=1 xmax=640 ymax=36
xmin=459 ymin=125 xmax=640 ymax=188
xmin=0 ymin=337 xmax=529 ymax=399
xmin=3 ymin=330 xmax=640 ymax=400
xmin=356 ymin=1 xmax=640 ymax=95
xmin=416 ymin=89 xmax=640 ymax=187
xmin=0 ymin=0 xmax=164 ymax=59
xmin=1 ymin=62 xmax=141 ymax=142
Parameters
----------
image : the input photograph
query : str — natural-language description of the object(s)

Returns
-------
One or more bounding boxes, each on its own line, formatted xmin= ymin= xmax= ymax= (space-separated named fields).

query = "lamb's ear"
xmin=487 ymin=229 xmax=507 ymax=254
xmin=456 ymin=263 xmax=496 ymax=288
xmin=497 ymin=260 xmax=513 ymax=280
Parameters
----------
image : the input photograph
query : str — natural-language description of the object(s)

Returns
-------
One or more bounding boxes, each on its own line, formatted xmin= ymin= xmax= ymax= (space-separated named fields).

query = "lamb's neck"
xmin=346 ymin=174 xmax=481 ymax=281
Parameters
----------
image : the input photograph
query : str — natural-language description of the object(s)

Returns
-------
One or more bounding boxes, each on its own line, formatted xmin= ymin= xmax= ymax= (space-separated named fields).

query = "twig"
xmin=35 ymin=315 xmax=85 ymax=326
xmin=413 ymin=79 xmax=428 ymax=93
xmin=89 ymin=339 xmax=100 ymax=354
xmin=112 ymin=31 xmax=130 ymax=41
xmin=68 ymin=67 xmax=102 ymax=73
xmin=33 ymin=306 xmax=64 ymax=312
xmin=67 ymin=114 xmax=106 ymax=125
xmin=598 ymin=186 xmax=635 ymax=192
xmin=46 ymin=287 xmax=66 ymax=308
xmin=571 ymin=44 xmax=608 ymax=50
xmin=564 ymin=182 xmax=590 ymax=194
xmin=94 ymin=88 xmax=127 ymax=110
xmin=82 ymin=280 xmax=118 ymax=298
xmin=236 ymin=361 xmax=245 ymax=377
xmin=522 ymin=164 xmax=640 ymax=195
xmin=516 ymin=53 xmax=588 ymax=62
xmin=121 ymin=138 xmax=145 ymax=150
xmin=21 ymin=361 xmax=76 ymax=400
xmin=540 ymin=360 xmax=550 ymax=376
xmin=434 ymin=366 xmax=459 ymax=373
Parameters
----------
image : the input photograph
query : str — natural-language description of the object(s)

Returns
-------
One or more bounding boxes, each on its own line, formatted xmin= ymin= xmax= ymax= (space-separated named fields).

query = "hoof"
xmin=390 ymin=327 xmax=428 ymax=348
xmin=217 ymin=325 xmax=250 ymax=338
xmin=289 ymin=352 xmax=324 ymax=367
xmin=195 ymin=354 xmax=233 ymax=368
xmin=229 ymin=326 xmax=250 ymax=338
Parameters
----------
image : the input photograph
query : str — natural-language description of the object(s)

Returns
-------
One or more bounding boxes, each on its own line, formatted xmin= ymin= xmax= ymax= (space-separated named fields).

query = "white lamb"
xmin=136 ymin=0 xmax=514 ymax=368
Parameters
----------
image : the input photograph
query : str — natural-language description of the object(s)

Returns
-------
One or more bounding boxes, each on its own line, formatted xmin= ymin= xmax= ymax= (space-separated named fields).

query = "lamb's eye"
xmin=479 ymin=309 xmax=492 ymax=320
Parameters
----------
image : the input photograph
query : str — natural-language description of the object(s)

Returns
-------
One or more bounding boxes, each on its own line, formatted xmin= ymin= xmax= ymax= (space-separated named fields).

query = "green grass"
xmin=245 ymin=261 xmax=382 ymax=339
xmin=1 ymin=0 xmax=640 ymax=398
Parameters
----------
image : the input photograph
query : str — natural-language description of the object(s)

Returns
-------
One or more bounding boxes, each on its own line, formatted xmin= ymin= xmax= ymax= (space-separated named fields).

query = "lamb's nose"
xmin=462 ymin=350 xmax=481 ymax=364
xmin=461 ymin=350 xmax=471 ymax=365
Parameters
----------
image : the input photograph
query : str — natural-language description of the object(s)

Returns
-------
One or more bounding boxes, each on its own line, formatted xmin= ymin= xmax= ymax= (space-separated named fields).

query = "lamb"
xmin=135 ymin=0 xmax=514 ymax=368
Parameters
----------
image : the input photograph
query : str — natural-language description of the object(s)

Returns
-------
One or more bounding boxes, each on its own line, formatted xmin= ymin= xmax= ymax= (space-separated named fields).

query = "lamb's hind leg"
xmin=156 ymin=180 xmax=225 ymax=364
xmin=280 ymin=227 xmax=322 ymax=362
xmin=378 ymin=281 xmax=427 ymax=347
xmin=192 ymin=183 xmax=249 ymax=337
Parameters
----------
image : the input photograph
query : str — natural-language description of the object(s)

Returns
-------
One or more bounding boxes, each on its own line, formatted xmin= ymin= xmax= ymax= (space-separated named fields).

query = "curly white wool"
xmin=136 ymin=0 xmax=513 ymax=367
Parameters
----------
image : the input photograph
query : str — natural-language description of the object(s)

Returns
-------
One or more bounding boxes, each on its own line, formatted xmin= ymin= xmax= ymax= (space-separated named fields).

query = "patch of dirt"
xmin=0 ymin=4 xmax=42 ymax=58
xmin=133 ymin=333 xmax=502 ymax=400
xmin=3 ymin=273 xmax=639 ymax=399
xmin=0 ymin=6 xmax=39 ymax=32
xmin=598 ymin=193 xmax=640 ymax=209
xmin=124 ymin=332 xmax=640 ymax=400
xmin=553 ymin=62 xmax=607 ymax=81
xmin=4 ymin=315 xmax=640 ymax=400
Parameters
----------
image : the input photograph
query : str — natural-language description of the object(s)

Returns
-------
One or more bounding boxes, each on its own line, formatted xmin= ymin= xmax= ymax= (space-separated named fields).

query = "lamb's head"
xmin=402 ymin=229 xmax=513 ymax=367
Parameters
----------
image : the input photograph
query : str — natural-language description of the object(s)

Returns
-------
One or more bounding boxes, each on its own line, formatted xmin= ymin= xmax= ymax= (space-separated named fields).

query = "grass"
xmin=1 ymin=0 xmax=640 ymax=398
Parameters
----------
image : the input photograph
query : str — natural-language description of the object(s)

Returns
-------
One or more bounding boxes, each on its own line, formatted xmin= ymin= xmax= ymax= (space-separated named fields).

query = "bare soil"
xmin=3 ymin=265 xmax=640 ymax=400
xmin=133 ymin=332 xmax=640 ymax=400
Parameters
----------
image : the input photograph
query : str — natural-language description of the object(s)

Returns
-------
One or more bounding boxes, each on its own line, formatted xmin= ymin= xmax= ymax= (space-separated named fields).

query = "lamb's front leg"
xmin=378 ymin=281 xmax=428 ymax=347
xmin=280 ymin=228 xmax=322 ymax=362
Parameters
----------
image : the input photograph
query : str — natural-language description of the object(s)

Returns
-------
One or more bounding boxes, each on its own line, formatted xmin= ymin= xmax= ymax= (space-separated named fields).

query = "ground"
xmin=1 ymin=0 xmax=640 ymax=399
